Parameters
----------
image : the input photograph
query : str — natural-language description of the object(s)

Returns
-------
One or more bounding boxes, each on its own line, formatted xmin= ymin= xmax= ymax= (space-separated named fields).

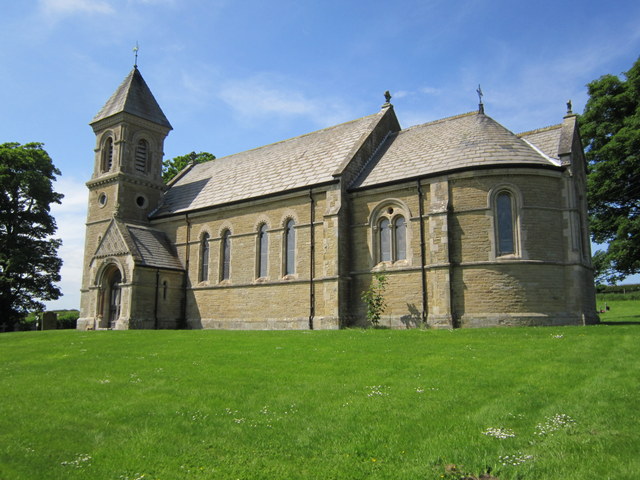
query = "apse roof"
xmin=350 ymin=112 xmax=561 ymax=190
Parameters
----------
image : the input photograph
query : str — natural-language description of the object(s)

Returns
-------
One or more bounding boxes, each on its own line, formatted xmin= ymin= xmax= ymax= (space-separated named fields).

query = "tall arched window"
xmin=135 ymin=139 xmax=148 ymax=173
xmin=394 ymin=216 xmax=406 ymax=261
xmin=379 ymin=218 xmax=391 ymax=262
xmin=102 ymin=137 xmax=114 ymax=173
xmin=378 ymin=214 xmax=406 ymax=263
xmin=199 ymin=233 xmax=210 ymax=282
xmin=496 ymin=191 xmax=516 ymax=256
xmin=257 ymin=224 xmax=268 ymax=278
xmin=220 ymin=230 xmax=231 ymax=281
xmin=284 ymin=220 xmax=295 ymax=276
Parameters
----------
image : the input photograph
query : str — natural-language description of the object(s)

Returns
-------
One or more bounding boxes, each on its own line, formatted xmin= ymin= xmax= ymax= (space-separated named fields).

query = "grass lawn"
xmin=595 ymin=296 xmax=640 ymax=323
xmin=1 ymin=319 xmax=639 ymax=479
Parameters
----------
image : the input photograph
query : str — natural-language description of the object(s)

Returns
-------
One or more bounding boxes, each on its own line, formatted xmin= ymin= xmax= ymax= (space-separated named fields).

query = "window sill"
xmin=373 ymin=259 xmax=409 ymax=271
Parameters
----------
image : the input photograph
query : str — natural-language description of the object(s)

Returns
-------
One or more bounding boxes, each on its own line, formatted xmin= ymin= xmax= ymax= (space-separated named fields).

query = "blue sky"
xmin=1 ymin=0 xmax=639 ymax=310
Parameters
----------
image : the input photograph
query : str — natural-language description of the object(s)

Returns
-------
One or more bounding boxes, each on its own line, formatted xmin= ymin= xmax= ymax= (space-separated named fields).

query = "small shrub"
xmin=361 ymin=272 xmax=388 ymax=326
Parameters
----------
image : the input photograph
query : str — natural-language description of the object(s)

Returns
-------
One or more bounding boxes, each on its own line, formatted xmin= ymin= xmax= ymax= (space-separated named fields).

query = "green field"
xmin=1 ymin=317 xmax=639 ymax=479
xmin=595 ymin=296 xmax=640 ymax=323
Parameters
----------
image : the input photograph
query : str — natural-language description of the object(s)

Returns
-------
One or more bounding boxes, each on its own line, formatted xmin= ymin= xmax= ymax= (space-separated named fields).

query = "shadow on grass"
xmin=600 ymin=321 xmax=640 ymax=325
xmin=599 ymin=313 xmax=640 ymax=326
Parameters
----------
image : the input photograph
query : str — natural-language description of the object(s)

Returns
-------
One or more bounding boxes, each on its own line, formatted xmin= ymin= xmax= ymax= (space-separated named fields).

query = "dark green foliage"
xmin=19 ymin=310 xmax=79 ymax=330
xmin=0 ymin=143 xmax=63 ymax=329
xmin=56 ymin=310 xmax=79 ymax=329
xmin=580 ymin=57 xmax=640 ymax=283
xmin=162 ymin=151 xmax=215 ymax=183
xmin=595 ymin=283 xmax=640 ymax=294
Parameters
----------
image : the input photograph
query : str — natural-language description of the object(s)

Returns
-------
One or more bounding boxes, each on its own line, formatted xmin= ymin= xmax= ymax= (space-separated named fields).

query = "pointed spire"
xmin=91 ymin=67 xmax=172 ymax=129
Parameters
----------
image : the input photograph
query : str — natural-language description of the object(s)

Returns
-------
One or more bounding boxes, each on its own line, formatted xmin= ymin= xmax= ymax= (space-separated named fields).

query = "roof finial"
xmin=476 ymin=84 xmax=484 ymax=114
xmin=382 ymin=90 xmax=392 ymax=108
xmin=133 ymin=41 xmax=139 ymax=68
xmin=566 ymin=99 xmax=573 ymax=115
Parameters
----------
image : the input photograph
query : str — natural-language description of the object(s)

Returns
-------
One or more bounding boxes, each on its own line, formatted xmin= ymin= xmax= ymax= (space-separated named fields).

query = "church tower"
xmin=87 ymin=65 xmax=172 ymax=223
xmin=77 ymin=66 xmax=174 ymax=330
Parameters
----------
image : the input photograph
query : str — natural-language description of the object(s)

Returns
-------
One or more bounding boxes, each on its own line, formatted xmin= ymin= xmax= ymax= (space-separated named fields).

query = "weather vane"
xmin=133 ymin=41 xmax=139 ymax=68
xmin=476 ymin=84 xmax=485 ymax=114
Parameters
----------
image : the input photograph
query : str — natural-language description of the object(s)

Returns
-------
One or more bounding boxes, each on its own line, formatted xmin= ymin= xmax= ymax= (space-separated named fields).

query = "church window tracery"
xmin=375 ymin=206 xmax=407 ymax=264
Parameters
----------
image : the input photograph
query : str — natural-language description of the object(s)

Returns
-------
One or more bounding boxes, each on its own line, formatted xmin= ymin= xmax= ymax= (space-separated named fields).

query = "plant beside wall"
xmin=361 ymin=272 xmax=388 ymax=327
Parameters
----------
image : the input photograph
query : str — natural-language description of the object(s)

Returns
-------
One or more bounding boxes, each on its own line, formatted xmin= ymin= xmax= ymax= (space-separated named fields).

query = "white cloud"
xmin=39 ymin=0 xmax=115 ymax=16
xmin=218 ymin=74 xmax=354 ymax=128
xmin=45 ymin=177 xmax=88 ymax=311
xmin=420 ymin=86 xmax=442 ymax=96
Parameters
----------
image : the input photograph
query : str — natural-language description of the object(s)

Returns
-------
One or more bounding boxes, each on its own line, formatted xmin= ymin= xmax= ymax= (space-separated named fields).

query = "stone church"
xmin=77 ymin=67 xmax=598 ymax=330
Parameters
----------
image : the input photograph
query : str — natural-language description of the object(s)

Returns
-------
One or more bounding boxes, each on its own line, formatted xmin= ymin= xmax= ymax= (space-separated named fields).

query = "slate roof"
xmin=351 ymin=112 xmax=561 ymax=190
xmin=94 ymin=220 xmax=183 ymax=270
xmin=92 ymin=67 xmax=172 ymax=129
xmin=517 ymin=124 xmax=562 ymax=160
xmin=153 ymin=110 xmax=387 ymax=216
xmin=125 ymin=224 xmax=183 ymax=270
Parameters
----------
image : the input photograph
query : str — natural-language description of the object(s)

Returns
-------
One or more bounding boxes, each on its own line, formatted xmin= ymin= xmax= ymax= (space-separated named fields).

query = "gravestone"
xmin=42 ymin=312 xmax=57 ymax=330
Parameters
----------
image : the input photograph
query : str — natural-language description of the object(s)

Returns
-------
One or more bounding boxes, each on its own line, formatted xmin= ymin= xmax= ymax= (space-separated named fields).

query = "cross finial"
xmin=133 ymin=41 xmax=139 ymax=68
xmin=476 ymin=84 xmax=484 ymax=114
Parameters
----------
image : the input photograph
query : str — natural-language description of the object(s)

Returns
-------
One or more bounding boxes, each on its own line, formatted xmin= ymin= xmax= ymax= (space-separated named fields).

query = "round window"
xmin=136 ymin=195 xmax=147 ymax=208
xmin=98 ymin=193 xmax=108 ymax=207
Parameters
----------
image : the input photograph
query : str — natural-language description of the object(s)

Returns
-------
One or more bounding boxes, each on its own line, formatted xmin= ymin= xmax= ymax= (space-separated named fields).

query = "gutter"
xmin=308 ymin=189 xmax=315 ymax=330
xmin=417 ymin=179 xmax=428 ymax=326
xmin=180 ymin=213 xmax=191 ymax=329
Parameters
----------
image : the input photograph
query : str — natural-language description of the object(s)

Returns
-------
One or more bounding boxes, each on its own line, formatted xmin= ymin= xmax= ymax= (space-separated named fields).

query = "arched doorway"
xmin=99 ymin=265 xmax=122 ymax=329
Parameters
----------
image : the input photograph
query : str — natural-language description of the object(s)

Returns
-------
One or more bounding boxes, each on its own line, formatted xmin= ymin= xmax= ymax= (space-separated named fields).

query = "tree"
xmin=0 ymin=143 xmax=63 ymax=329
xmin=580 ymin=56 xmax=640 ymax=283
xmin=162 ymin=151 xmax=215 ymax=183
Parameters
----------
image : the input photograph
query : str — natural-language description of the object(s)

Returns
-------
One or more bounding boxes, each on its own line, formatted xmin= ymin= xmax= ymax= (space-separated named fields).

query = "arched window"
xmin=220 ymin=230 xmax=231 ymax=281
xmin=257 ymin=224 xmax=268 ymax=278
xmin=496 ymin=191 xmax=516 ymax=256
xmin=394 ymin=216 xmax=406 ymax=260
xmin=284 ymin=220 xmax=295 ymax=275
xmin=199 ymin=233 xmax=210 ymax=282
xmin=135 ymin=139 xmax=148 ymax=173
xmin=379 ymin=218 xmax=391 ymax=262
xmin=102 ymin=137 xmax=113 ymax=172
xmin=378 ymin=214 xmax=406 ymax=263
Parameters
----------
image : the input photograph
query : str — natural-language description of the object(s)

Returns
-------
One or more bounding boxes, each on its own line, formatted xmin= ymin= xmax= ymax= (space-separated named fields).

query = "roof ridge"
xmin=399 ymin=111 xmax=478 ymax=133
xmin=517 ymin=123 xmax=562 ymax=137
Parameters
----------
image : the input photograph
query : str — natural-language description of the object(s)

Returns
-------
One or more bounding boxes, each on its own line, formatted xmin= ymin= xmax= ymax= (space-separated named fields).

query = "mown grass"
xmin=595 ymin=296 xmax=640 ymax=323
xmin=1 ymin=321 xmax=639 ymax=479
